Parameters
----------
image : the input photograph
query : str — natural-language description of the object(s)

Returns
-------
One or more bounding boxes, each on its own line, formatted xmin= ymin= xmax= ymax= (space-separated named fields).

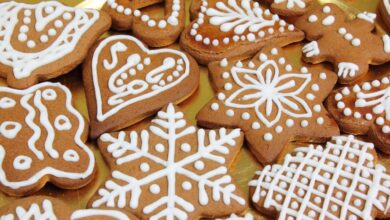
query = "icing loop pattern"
xmin=249 ymin=135 xmax=390 ymax=220
xmin=0 ymin=1 xmax=100 ymax=79
xmin=0 ymin=82 xmax=95 ymax=195
xmin=91 ymin=103 xmax=246 ymax=219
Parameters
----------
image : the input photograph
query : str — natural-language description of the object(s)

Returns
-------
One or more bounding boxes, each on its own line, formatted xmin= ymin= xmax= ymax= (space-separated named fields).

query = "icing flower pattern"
xmin=225 ymin=60 xmax=312 ymax=127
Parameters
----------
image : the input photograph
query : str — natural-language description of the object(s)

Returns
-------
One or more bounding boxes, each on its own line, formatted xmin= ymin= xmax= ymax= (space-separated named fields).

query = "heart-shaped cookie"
xmin=0 ymin=1 xmax=111 ymax=89
xmin=83 ymin=35 xmax=199 ymax=139
xmin=0 ymin=82 xmax=95 ymax=196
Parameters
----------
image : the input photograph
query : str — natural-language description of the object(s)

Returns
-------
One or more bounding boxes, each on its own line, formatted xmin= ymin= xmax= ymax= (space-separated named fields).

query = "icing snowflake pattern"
xmin=206 ymin=0 xmax=276 ymax=34
xmin=91 ymin=104 xmax=246 ymax=219
xmin=0 ymin=1 xmax=100 ymax=79
xmin=225 ymin=60 xmax=312 ymax=127
xmin=249 ymin=135 xmax=390 ymax=220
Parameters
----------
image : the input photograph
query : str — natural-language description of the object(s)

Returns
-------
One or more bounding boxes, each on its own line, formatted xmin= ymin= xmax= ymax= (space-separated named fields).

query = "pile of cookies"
xmin=0 ymin=0 xmax=389 ymax=219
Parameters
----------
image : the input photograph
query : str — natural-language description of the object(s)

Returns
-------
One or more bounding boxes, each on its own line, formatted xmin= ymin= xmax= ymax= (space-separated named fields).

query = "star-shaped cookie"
xmin=295 ymin=4 xmax=390 ymax=84
xmin=88 ymin=103 xmax=247 ymax=219
xmin=197 ymin=46 xmax=340 ymax=165
xmin=326 ymin=75 xmax=390 ymax=153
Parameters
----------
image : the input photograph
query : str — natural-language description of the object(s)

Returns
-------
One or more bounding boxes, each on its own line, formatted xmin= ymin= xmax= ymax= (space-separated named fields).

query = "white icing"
xmin=13 ymin=155 xmax=32 ymax=170
xmin=338 ymin=62 xmax=359 ymax=78
xmin=273 ymin=0 xmax=306 ymax=9
xmin=0 ymin=121 xmax=22 ymax=139
xmin=0 ymin=82 xmax=95 ymax=189
xmin=93 ymin=104 xmax=245 ymax=219
xmin=54 ymin=115 xmax=72 ymax=131
xmin=382 ymin=35 xmax=390 ymax=53
xmin=357 ymin=12 xmax=377 ymax=23
xmin=303 ymin=41 xmax=320 ymax=57
xmin=63 ymin=149 xmax=79 ymax=162
xmin=91 ymin=35 xmax=190 ymax=122
xmin=71 ymin=209 xmax=130 ymax=220
xmin=0 ymin=1 xmax=100 ymax=79
xmin=322 ymin=15 xmax=335 ymax=25
xmin=224 ymin=59 xmax=312 ymax=128
xmin=249 ymin=135 xmax=390 ymax=219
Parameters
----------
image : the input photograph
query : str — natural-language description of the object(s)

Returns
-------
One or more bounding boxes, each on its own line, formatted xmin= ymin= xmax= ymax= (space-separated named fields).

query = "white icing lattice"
xmin=92 ymin=103 xmax=245 ymax=219
xmin=249 ymin=135 xmax=390 ymax=220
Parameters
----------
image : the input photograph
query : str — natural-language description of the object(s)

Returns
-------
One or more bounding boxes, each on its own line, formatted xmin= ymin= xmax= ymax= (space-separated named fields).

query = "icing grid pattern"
xmin=249 ymin=135 xmax=390 ymax=220
xmin=0 ymin=1 xmax=99 ymax=79
xmin=0 ymin=82 xmax=95 ymax=189
xmin=210 ymin=48 xmax=328 ymax=142
xmin=189 ymin=0 xmax=296 ymax=47
xmin=333 ymin=76 xmax=390 ymax=134
xmin=106 ymin=0 xmax=180 ymax=29
xmin=92 ymin=35 xmax=190 ymax=121
xmin=0 ymin=199 xmax=56 ymax=220
xmin=92 ymin=103 xmax=245 ymax=219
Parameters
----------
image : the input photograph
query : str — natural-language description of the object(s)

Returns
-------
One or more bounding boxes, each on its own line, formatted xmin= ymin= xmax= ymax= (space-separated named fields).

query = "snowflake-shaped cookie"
xmin=197 ymin=46 xmax=339 ymax=165
xmin=326 ymin=75 xmax=390 ymax=153
xmin=180 ymin=0 xmax=304 ymax=64
xmin=295 ymin=4 xmax=390 ymax=84
xmin=89 ymin=103 xmax=246 ymax=219
xmin=249 ymin=135 xmax=390 ymax=220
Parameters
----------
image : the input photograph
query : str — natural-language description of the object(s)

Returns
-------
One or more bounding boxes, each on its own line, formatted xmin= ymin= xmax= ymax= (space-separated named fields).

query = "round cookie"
xmin=249 ymin=135 xmax=390 ymax=220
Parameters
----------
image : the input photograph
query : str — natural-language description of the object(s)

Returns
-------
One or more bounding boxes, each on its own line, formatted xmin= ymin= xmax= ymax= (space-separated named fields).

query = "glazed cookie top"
xmin=0 ymin=1 xmax=110 ymax=88
xmin=197 ymin=46 xmax=339 ymax=164
xmin=0 ymin=82 xmax=95 ymax=195
xmin=89 ymin=103 xmax=246 ymax=219
xmin=249 ymin=135 xmax=390 ymax=220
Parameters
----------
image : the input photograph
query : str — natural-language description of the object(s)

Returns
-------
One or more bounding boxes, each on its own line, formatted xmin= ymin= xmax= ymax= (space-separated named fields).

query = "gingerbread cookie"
xmin=379 ymin=0 xmax=390 ymax=31
xmin=0 ymin=82 xmax=95 ymax=196
xmin=218 ymin=213 xmax=254 ymax=220
xmin=89 ymin=103 xmax=247 ymax=219
xmin=0 ymin=1 xmax=111 ymax=89
xmin=197 ymin=47 xmax=339 ymax=165
xmin=295 ymin=4 xmax=390 ymax=84
xmin=266 ymin=0 xmax=314 ymax=16
xmin=0 ymin=196 xmax=139 ymax=220
xmin=103 ymin=0 xmax=184 ymax=47
xmin=249 ymin=135 xmax=390 ymax=220
xmin=180 ymin=0 xmax=304 ymax=64
xmin=83 ymin=35 xmax=199 ymax=139
xmin=326 ymin=75 xmax=390 ymax=154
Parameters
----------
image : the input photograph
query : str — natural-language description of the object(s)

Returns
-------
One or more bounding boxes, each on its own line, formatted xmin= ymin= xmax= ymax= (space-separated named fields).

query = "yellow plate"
xmin=1 ymin=0 xmax=390 ymax=219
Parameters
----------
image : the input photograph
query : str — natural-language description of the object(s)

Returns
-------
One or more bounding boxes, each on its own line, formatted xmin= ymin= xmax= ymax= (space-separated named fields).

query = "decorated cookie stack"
xmin=0 ymin=0 xmax=389 ymax=219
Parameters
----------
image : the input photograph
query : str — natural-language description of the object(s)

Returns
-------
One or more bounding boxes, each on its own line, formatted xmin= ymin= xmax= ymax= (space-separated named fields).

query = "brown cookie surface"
xmin=197 ymin=46 xmax=339 ymax=165
xmin=249 ymin=135 xmax=390 ymax=220
xmin=83 ymin=35 xmax=199 ymax=139
xmin=0 ymin=82 xmax=95 ymax=196
xmin=180 ymin=0 xmax=304 ymax=64
xmin=326 ymin=75 xmax=390 ymax=153
xmin=89 ymin=103 xmax=247 ymax=219
xmin=0 ymin=1 xmax=111 ymax=89
xmin=103 ymin=0 xmax=185 ymax=47
xmin=295 ymin=4 xmax=390 ymax=84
